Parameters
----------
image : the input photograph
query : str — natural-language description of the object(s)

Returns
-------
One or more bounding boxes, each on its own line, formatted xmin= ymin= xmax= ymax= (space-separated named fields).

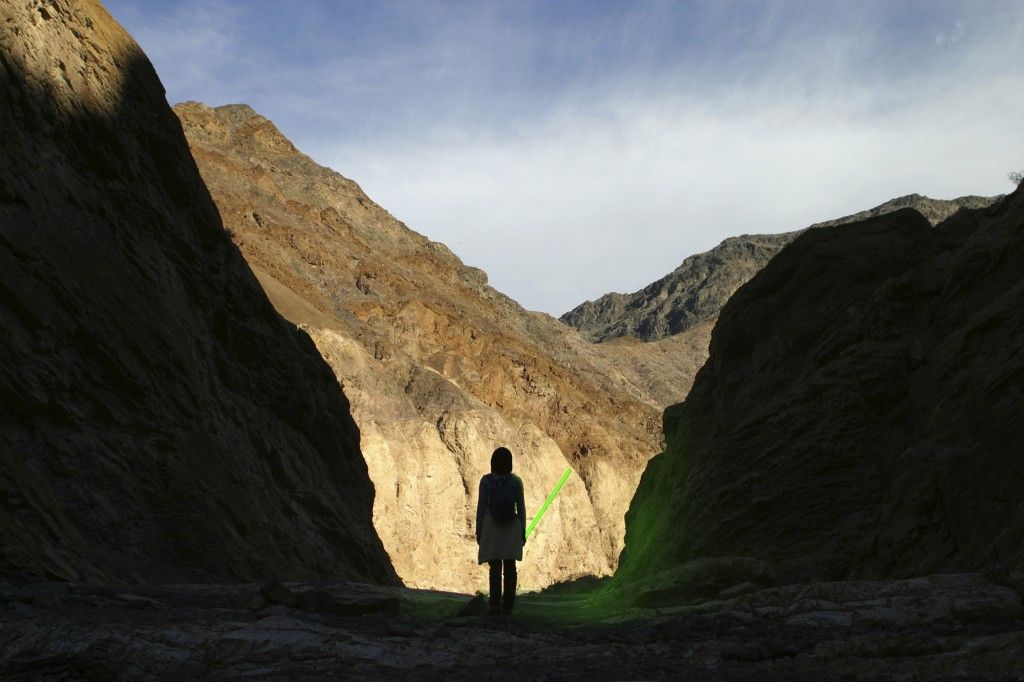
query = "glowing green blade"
xmin=525 ymin=467 xmax=573 ymax=540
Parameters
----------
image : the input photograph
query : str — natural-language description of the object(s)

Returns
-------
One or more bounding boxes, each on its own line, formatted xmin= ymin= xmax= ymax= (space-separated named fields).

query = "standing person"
xmin=476 ymin=446 xmax=526 ymax=615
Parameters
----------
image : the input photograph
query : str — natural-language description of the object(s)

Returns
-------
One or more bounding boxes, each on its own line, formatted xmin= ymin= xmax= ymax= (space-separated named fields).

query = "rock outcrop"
xmin=561 ymin=194 xmax=998 ymax=343
xmin=617 ymin=187 xmax=1024 ymax=585
xmin=172 ymin=103 xmax=705 ymax=592
xmin=0 ymin=0 xmax=396 ymax=585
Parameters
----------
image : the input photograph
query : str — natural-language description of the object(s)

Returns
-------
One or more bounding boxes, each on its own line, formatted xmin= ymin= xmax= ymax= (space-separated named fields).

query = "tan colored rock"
xmin=174 ymin=102 xmax=704 ymax=590
xmin=308 ymin=327 xmax=608 ymax=591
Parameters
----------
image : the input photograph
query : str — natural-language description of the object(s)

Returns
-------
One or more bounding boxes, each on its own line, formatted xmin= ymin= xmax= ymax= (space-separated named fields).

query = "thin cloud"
xmin=936 ymin=20 xmax=967 ymax=46
xmin=110 ymin=0 xmax=244 ymax=101
xmin=328 ymin=77 xmax=1021 ymax=314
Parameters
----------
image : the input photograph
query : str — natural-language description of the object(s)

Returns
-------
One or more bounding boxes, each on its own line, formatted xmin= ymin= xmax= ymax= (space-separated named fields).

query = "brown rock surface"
xmin=618 ymin=188 xmax=1024 ymax=585
xmin=0 ymin=0 xmax=395 ymax=585
xmin=173 ymin=102 xmax=702 ymax=591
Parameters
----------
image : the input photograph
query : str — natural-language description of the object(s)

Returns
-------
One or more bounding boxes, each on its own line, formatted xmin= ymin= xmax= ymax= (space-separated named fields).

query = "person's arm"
xmin=475 ymin=476 xmax=487 ymax=544
xmin=518 ymin=476 xmax=527 ymax=544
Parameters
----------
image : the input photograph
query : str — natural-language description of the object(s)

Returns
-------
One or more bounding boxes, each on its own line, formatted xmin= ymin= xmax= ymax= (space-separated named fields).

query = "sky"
xmin=105 ymin=0 xmax=1024 ymax=315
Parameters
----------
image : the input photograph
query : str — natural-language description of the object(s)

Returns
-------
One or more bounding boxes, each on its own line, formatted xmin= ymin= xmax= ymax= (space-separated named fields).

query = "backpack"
xmin=487 ymin=474 xmax=518 ymax=524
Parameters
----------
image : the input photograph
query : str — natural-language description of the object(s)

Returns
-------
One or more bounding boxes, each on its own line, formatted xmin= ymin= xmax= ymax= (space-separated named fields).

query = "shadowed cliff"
xmin=617 ymin=187 xmax=1024 ymax=586
xmin=0 ymin=0 xmax=396 ymax=585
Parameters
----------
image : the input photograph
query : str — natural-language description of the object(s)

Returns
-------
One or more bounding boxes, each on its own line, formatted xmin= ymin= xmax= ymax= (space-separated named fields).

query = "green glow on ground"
xmin=525 ymin=467 xmax=572 ymax=540
xmin=396 ymin=579 xmax=626 ymax=627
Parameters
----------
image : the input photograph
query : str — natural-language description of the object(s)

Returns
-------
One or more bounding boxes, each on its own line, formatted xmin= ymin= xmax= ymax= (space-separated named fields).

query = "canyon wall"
xmin=0 ymin=0 xmax=395 ymax=585
xmin=174 ymin=102 xmax=706 ymax=592
xmin=617 ymin=188 xmax=1024 ymax=585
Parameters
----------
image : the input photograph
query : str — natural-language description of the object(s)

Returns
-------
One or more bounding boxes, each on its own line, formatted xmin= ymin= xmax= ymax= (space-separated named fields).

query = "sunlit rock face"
xmin=175 ymin=102 xmax=705 ymax=591
xmin=308 ymin=327 xmax=606 ymax=591
xmin=618 ymin=190 xmax=1024 ymax=585
xmin=0 ymin=0 xmax=395 ymax=585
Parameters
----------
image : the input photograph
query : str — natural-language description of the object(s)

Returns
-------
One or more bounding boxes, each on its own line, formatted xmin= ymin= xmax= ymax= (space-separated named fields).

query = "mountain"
xmin=561 ymin=194 xmax=999 ymax=343
xmin=616 ymin=187 xmax=1024 ymax=586
xmin=173 ymin=102 xmax=704 ymax=591
xmin=0 ymin=0 xmax=395 ymax=585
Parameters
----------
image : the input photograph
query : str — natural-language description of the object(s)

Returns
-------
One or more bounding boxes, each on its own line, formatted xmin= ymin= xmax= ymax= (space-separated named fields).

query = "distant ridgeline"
xmin=561 ymin=194 xmax=998 ymax=343
xmin=616 ymin=188 xmax=1024 ymax=587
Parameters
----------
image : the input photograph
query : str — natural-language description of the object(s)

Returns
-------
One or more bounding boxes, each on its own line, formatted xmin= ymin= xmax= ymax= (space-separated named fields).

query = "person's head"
xmin=491 ymin=446 xmax=513 ymax=475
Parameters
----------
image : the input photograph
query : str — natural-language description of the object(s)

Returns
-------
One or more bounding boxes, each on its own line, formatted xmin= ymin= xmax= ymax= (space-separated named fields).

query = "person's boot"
xmin=488 ymin=561 xmax=502 ymax=616
xmin=501 ymin=559 xmax=517 ymax=615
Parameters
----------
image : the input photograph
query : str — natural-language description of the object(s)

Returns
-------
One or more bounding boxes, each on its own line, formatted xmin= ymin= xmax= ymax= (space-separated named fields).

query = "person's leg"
xmin=502 ymin=559 xmax=517 ymax=613
xmin=488 ymin=561 xmax=502 ymax=613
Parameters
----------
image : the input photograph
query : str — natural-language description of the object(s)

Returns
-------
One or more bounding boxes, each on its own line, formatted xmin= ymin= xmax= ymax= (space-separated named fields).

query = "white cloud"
xmin=324 ymin=64 xmax=1024 ymax=315
xmin=107 ymin=0 xmax=1024 ymax=315
xmin=936 ymin=20 xmax=967 ymax=46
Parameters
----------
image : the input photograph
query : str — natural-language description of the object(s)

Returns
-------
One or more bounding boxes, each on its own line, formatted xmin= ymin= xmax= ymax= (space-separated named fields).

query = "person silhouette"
xmin=476 ymin=446 xmax=526 ymax=615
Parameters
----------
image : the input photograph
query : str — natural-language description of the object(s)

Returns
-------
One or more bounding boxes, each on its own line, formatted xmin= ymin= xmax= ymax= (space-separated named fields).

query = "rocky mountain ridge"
xmin=173 ymin=101 xmax=706 ymax=592
xmin=561 ymin=194 xmax=999 ymax=343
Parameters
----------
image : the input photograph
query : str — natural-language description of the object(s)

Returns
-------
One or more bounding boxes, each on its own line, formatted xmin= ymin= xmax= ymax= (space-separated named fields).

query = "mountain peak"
xmin=562 ymin=193 xmax=1001 ymax=343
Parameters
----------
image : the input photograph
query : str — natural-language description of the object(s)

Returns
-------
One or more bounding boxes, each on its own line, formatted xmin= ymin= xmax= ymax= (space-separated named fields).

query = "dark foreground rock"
xmin=1 ymin=573 xmax=1021 ymax=680
xmin=618 ymin=188 xmax=1024 ymax=585
xmin=0 ymin=0 xmax=395 ymax=584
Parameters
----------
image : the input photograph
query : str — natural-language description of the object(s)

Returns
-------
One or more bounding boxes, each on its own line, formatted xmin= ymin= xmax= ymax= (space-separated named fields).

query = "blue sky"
xmin=106 ymin=0 xmax=1024 ymax=315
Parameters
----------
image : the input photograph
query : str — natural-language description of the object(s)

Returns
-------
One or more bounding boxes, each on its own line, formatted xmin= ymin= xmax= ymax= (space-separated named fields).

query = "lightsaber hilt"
xmin=525 ymin=467 xmax=573 ymax=540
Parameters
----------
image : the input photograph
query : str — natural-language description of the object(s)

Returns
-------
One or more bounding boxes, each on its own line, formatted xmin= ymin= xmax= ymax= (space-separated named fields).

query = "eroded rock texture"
xmin=0 ymin=0 xmax=395 ymax=585
xmin=561 ymin=194 xmax=997 ymax=343
xmin=618 ymin=189 xmax=1024 ymax=585
xmin=173 ymin=102 xmax=703 ymax=592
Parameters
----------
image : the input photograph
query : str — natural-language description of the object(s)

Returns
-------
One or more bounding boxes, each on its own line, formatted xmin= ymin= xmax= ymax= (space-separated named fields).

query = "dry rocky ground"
xmin=2 ymin=571 xmax=1022 ymax=680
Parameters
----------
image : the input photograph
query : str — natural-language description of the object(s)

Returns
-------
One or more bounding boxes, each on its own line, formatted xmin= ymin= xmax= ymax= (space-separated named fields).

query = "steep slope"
xmin=173 ymin=102 xmax=702 ymax=592
xmin=562 ymin=194 xmax=998 ymax=343
xmin=617 ymin=187 xmax=1024 ymax=586
xmin=0 ymin=0 xmax=396 ymax=585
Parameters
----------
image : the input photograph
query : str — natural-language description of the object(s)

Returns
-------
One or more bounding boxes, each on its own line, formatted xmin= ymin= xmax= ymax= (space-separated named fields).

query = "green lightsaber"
xmin=525 ymin=467 xmax=573 ymax=540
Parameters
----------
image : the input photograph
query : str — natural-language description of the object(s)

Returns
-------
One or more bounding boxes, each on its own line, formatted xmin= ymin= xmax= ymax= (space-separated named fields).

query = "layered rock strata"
xmin=618 ymin=188 xmax=1024 ymax=585
xmin=0 ymin=0 xmax=395 ymax=585
xmin=174 ymin=102 xmax=701 ymax=591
